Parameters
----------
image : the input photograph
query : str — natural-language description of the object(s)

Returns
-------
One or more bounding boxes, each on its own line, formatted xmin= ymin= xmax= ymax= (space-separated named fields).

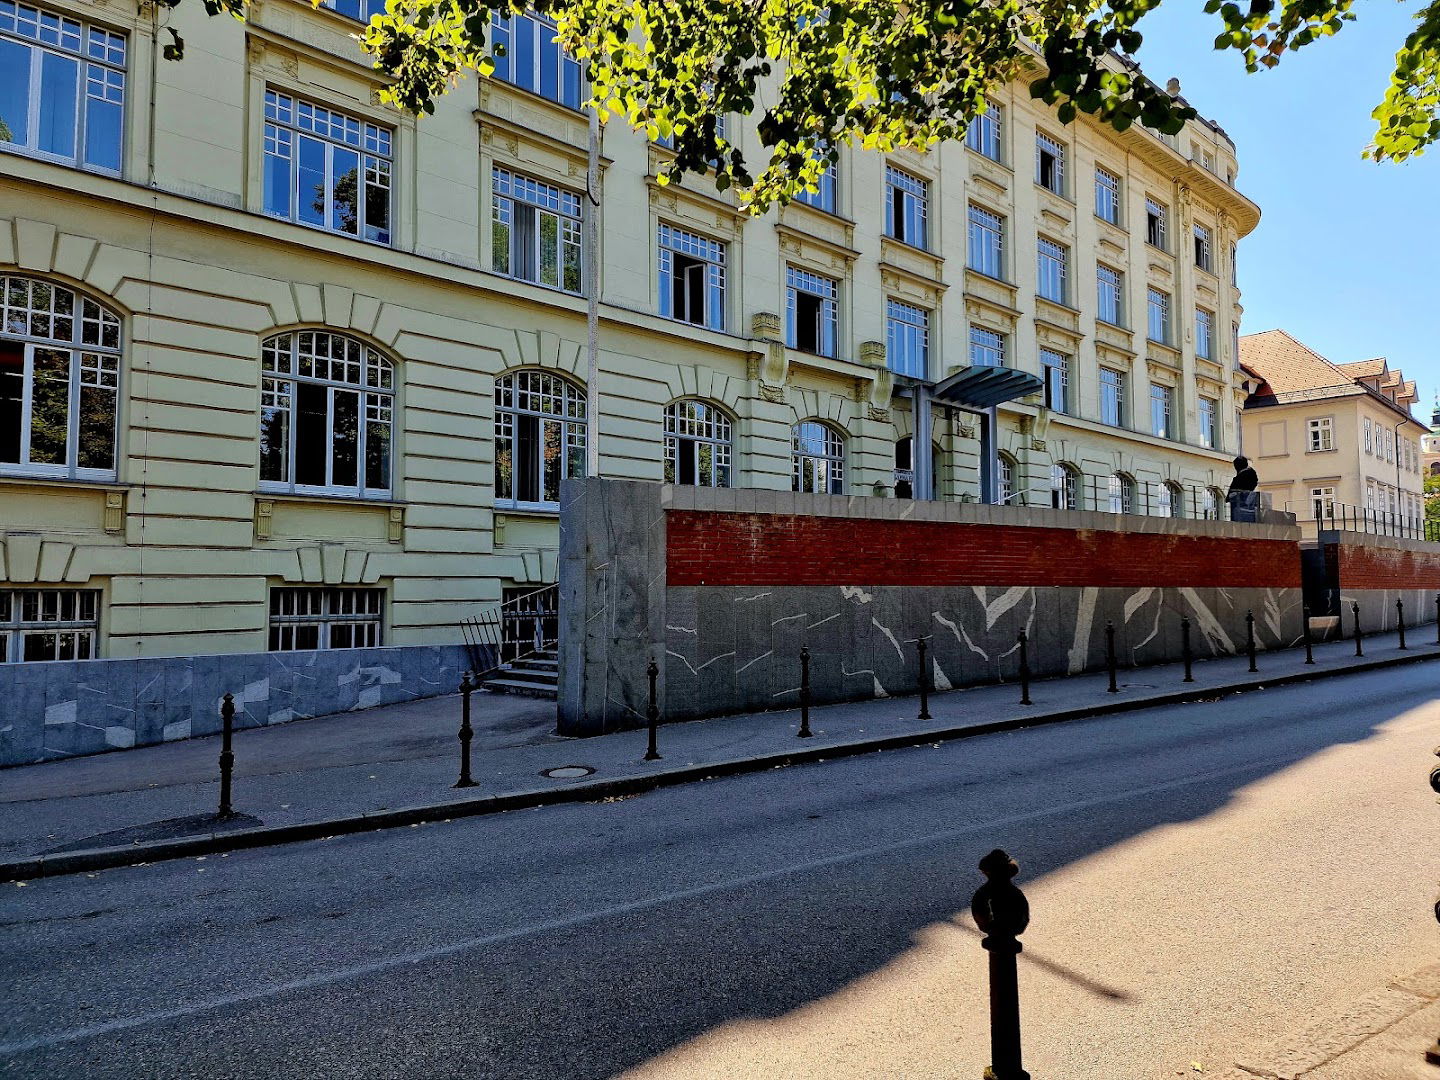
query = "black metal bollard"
xmin=1398 ymin=598 xmax=1408 ymax=650
xmin=217 ymin=693 xmax=236 ymax=819
xmin=917 ymin=638 xmax=933 ymax=721
xmin=1180 ymin=615 xmax=1195 ymax=683
xmin=972 ymin=849 xmax=1031 ymax=1080
xmin=798 ymin=646 xmax=813 ymax=738
xmin=1017 ymin=631 xmax=1032 ymax=706
xmin=1105 ymin=621 xmax=1119 ymax=693
xmin=1302 ymin=605 xmax=1315 ymax=665
xmin=454 ymin=673 xmax=477 ymax=788
xmin=1353 ymin=600 xmax=1364 ymax=657
xmin=1435 ymin=593 xmax=1439 ymax=645
xmin=644 ymin=659 xmax=661 ymax=761
xmin=1245 ymin=609 xmax=1258 ymax=673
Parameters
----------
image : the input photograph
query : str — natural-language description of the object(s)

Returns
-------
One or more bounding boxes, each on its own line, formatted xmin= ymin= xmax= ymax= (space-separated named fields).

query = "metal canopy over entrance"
xmin=905 ymin=366 xmax=1045 ymax=504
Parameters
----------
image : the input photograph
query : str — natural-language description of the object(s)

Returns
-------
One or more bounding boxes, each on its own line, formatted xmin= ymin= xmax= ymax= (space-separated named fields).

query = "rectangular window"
xmin=1310 ymin=486 xmax=1336 ymax=522
xmin=1150 ymin=383 xmax=1174 ymax=439
xmin=785 ymin=266 xmax=838 ymax=357
xmin=1198 ymin=396 xmax=1217 ymax=449
xmin=1041 ymin=349 xmax=1069 ymax=414
xmin=1035 ymin=131 xmax=1065 ymax=194
xmin=794 ymin=152 xmax=837 ymax=213
xmin=657 ymin=223 xmax=725 ymax=331
xmin=966 ymin=101 xmax=1003 ymax=160
xmin=490 ymin=12 xmax=582 ymax=109
xmin=1096 ymin=264 xmax=1123 ymax=325
xmin=492 ymin=167 xmax=583 ymax=294
xmin=1036 ymin=238 xmax=1068 ymax=304
xmin=0 ymin=588 xmax=99 ymax=662
xmin=321 ymin=0 xmax=385 ymax=20
xmin=969 ymin=326 xmax=1004 ymax=368
xmin=1364 ymin=417 xmax=1373 ymax=454
xmin=967 ymin=204 xmax=1004 ymax=278
xmin=884 ymin=165 xmax=928 ymax=248
xmin=1230 ymin=242 xmax=1238 ymax=281
xmin=268 ymin=587 xmax=383 ymax=651
xmin=1094 ymin=166 xmax=1120 ymax=224
xmin=1308 ymin=416 xmax=1334 ymax=452
xmin=1195 ymin=307 xmax=1214 ymax=360
xmin=1145 ymin=197 xmax=1168 ymax=250
xmin=1147 ymin=287 xmax=1171 ymax=345
xmin=0 ymin=4 xmax=125 ymax=173
xmin=263 ymin=90 xmax=392 ymax=244
xmin=1386 ymin=428 xmax=1395 ymax=462
xmin=1099 ymin=367 xmax=1126 ymax=427
xmin=885 ymin=299 xmax=929 ymax=379
xmin=1193 ymin=223 xmax=1213 ymax=273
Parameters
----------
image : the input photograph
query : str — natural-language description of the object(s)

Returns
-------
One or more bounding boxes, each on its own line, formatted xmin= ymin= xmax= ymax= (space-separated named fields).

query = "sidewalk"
xmin=2 ymin=628 xmax=1437 ymax=881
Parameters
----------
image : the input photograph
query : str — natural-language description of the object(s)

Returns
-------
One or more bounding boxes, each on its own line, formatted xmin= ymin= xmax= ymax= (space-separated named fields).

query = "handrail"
xmin=459 ymin=582 xmax=559 ymax=679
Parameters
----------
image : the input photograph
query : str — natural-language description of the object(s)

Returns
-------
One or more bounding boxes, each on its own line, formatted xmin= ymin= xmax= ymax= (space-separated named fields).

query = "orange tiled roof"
xmin=1337 ymin=358 xmax=1387 ymax=379
xmin=1238 ymin=330 xmax=1353 ymax=394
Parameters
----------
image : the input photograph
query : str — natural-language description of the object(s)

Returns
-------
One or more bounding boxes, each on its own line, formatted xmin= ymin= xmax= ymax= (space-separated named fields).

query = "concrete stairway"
xmin=480 ymin=650 xmax=559 ymax=699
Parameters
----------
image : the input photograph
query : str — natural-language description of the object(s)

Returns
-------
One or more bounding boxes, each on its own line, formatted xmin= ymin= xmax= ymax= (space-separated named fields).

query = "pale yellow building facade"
xmin=0 ymin=0 xmax=1260 ymax=675
xmin=1239 ymin=331 xmax=1425 ymax=536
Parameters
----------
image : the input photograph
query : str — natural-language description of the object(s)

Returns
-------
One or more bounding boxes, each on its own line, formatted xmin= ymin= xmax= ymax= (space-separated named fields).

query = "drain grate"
xmin=542 ymin=765 xmax=596 ymax=779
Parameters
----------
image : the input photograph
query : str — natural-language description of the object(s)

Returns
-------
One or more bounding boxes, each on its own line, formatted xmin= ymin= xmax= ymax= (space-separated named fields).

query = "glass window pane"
xmin=0 ymin=340 xmax=21 ymax=464
xmin=76 ymin=380 xmax=115 ymax=470
xmin=297 ymin=135 xmax=326 ymax=227
xmin=37 ymin=50 xmax=77 ymax=158
xmin=331 ymin=387 xmax=359 ymax=487
xmin=363 ymin=158 xmax=390 ymax=243
xmin=294 ymin=380 xmax=328 ymax=486
xmin=365 ymin=412 xmax=390 ymax=491
xmin=29 ymin=347 xmax=70 ymax=465
xmin=0 ymin=39 xmax=32 ymax=147
xmin=260 ymin=397 xmax=289 ymax=482
xmin=539 ymin=211 xmax=559 ymax=287
xmin=542 ymin=417 xmax=562 ymax=503
xmin=330 ymin=146 xmax=360 ymax=234
xmin=83 ymin=66 xmax=122 ymax=170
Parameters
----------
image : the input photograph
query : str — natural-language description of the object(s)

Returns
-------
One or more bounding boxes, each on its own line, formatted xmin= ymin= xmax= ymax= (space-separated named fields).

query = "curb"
xmin=5 ymin=645 xmax=1438 ymax=883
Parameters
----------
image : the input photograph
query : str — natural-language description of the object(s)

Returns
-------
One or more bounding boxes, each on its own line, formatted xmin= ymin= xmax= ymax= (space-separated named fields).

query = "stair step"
xmin=481 ymin=677 xmax=559 ymax=699
xmin=509 ymin=656 xmax=558 ymax=670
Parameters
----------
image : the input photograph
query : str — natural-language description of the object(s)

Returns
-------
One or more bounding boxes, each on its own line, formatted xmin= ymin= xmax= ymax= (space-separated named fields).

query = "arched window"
xmin=1 ymin=275 xmax=121 ymax=479
xmin=1160 ymin=480 xmax=1185 ymax=518
xmin=793 ymin=421 xmax=845 ymax=494
xmin=1050 ymin=462 xmax=1078 ymax=509
xmin=664 ymin=399 xmax=732 ymax=487
xmin=1204 ymin=486 xmax=1224 ymax=519
xmin=1107 ymin=472 xmax=1135 ymax=514
xmin=495 ymin=369 xmax=586 ymax=509
xmin=260 ymin=331 xmax=394 ymax=497
xmin=998 ymin=452 xmax=1018 ymax=504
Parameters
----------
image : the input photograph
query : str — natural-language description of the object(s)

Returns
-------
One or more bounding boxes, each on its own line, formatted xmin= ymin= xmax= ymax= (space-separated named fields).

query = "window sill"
xmin=0 ymin=471 xmax=123 ymax=491
xmin=495 ymin=502 xmax=560 ymax=517
xmin=964 ymin=147 xmax=1010 ymax=170
xmin=492 ymin=269 xmax=586 ymax=301
xmin=256 ymin=489 xmax=401 ymax=508
xmin=0 ymin=143 xmax=121 ymax=180
xmin=262 ymin=211 xmax=395 ymax=251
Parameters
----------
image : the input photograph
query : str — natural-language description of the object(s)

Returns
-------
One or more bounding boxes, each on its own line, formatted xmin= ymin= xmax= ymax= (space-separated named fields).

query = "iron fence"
xmin=459 ymin=582 xmax=559 ymax=676
xmin=1295 ymin=501 xmax=1439 ymax=542
xmin=1003 ymin=472 xmax=1229 ymax=520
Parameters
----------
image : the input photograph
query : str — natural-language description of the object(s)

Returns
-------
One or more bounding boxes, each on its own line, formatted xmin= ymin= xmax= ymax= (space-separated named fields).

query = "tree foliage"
xmin=188 ymin=0 xmax=1440 ymax=210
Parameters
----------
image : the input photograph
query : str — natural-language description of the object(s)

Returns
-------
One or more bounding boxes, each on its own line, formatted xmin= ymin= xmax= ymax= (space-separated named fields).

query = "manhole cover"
xmin=542 ymin=765 xmax=595 ymax=779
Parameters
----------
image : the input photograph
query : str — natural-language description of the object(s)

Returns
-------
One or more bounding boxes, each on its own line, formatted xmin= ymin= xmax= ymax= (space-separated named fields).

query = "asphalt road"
xmin=2 ymin=664 xmax=1437 ymax=1079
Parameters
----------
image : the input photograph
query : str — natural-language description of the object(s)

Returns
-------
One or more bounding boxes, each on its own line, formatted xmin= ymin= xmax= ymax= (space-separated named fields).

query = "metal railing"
xmin=1002 ymin=474 xmax=1229 ymax=519
xmin=459 ymin=583 xmax=559 ymax=677
xmin=1294 ymin=501 xmax=1440 ymax=542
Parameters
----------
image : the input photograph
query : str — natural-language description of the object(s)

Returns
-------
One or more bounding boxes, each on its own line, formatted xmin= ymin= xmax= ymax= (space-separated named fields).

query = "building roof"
xmin=1239 ymin=329 xmax=1424 ymax=428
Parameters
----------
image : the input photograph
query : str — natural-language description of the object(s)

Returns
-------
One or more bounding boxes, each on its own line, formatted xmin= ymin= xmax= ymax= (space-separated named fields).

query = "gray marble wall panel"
xmin=659 ymin=585 xmax=1309 ymax=720
xmin=0 ymin=643 xmax=470 ymax=767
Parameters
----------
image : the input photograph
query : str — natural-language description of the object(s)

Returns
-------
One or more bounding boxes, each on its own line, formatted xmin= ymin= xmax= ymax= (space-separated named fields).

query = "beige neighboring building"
xmin=1239 ymin=330 xmax=1425 ymax=535
xmin=0 ymin=1 xmax=1259 ymax=697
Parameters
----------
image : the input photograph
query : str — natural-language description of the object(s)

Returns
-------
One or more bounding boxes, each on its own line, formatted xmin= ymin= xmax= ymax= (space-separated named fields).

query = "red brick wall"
xmin=666 ymin=511 xmax=1301 ymax=588
xmin=1336 ymin=543 xmax=1440 ymax=590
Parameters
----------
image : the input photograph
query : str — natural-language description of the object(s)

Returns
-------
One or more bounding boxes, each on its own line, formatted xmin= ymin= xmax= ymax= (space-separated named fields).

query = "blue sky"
xmin=1132 ymin=0 xmax=1440 ymax=422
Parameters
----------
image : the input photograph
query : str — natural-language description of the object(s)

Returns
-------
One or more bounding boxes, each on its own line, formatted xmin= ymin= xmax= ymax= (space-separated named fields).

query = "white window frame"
xmin=1307 ymin=416 xmax=1334 ymax=453
xmin=785 ymin=265 xmax=839 ymax=358
xmin=793 ymin=421 xmax=845 ymax=495
xmin=1196 ymin=307 xmax=1214 ymax=360
xmin=259 ymin=331 xmax=395 ymax=499
xmin=969 ymin=325 xmax=1005 ymax=368
xmin=885 ymin=299 xmax=929 ymax=379
xmin=268 ymin=586 xmax=384 ymax=652
xmin=1035 ymin=131 xmax=1065 ymax=195
xmin=965 ymin=100 xmax=1003 ymax=161
xmin=1147 ymin=287 xmax=1171 ymax=345
xmin=1099 ymin=366 xmax=1126 ymax=427
xmin=1041 ymin=348 xmax=1069 ymax=414
xmin=664 ymin=399 xmax=732 ymax=488
xmin=0 ymin=588 xmax=99 ymax=662
xmin=1150 ymin=383 xmax=1174 ymax=440
xmin=494 ymin=368 xmax=587 ymax=511
xmin=657 ymin=223 xmax=725 ymax=330
xmin=1 ymin=274 xmax=122 ymax=481
xmin=0 ymin=3 xmax=126 ymax=174
xmin=493 ymin=167 xmax=584 ymax=295
xmin=1310 ymin=486 xmax=1336 ymax=522
xmin=1097 ymin=264 xmax=1123 ymax=326
xmin=1364 ymin=417 xmax=1373 ymax=454
xmin=1145 ymin=197 xmax=1168 ymax=250
xmin=1051 ymin=462 xmax=1078 ymax=510
xmin=794 ymin=151 xmax=838 ymax=213
xmin=967 ymin=204 xmax=1004 ymax=279
xmin=1193 ymin=223 xmax=1214 ymax=273
xmin=998 ymin=452 xmax=1016 ymax=504
xmin=884 ymin=164 xmax=929 ymax=249
xmin=1198 ymin=395 xmax=1217 ymax=449
xmin=1037 ymin=237 xmax=1068 ymax=304
xmin=263 ymin=90 xmax=393 ymax=245
xmin=1094 ymin=166 xmax=1120 ymax=224
xmin=489 ymin=11 xmax=583 ymax=109
xmin=1108 ymin=472 xmax=1135 ymax=514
